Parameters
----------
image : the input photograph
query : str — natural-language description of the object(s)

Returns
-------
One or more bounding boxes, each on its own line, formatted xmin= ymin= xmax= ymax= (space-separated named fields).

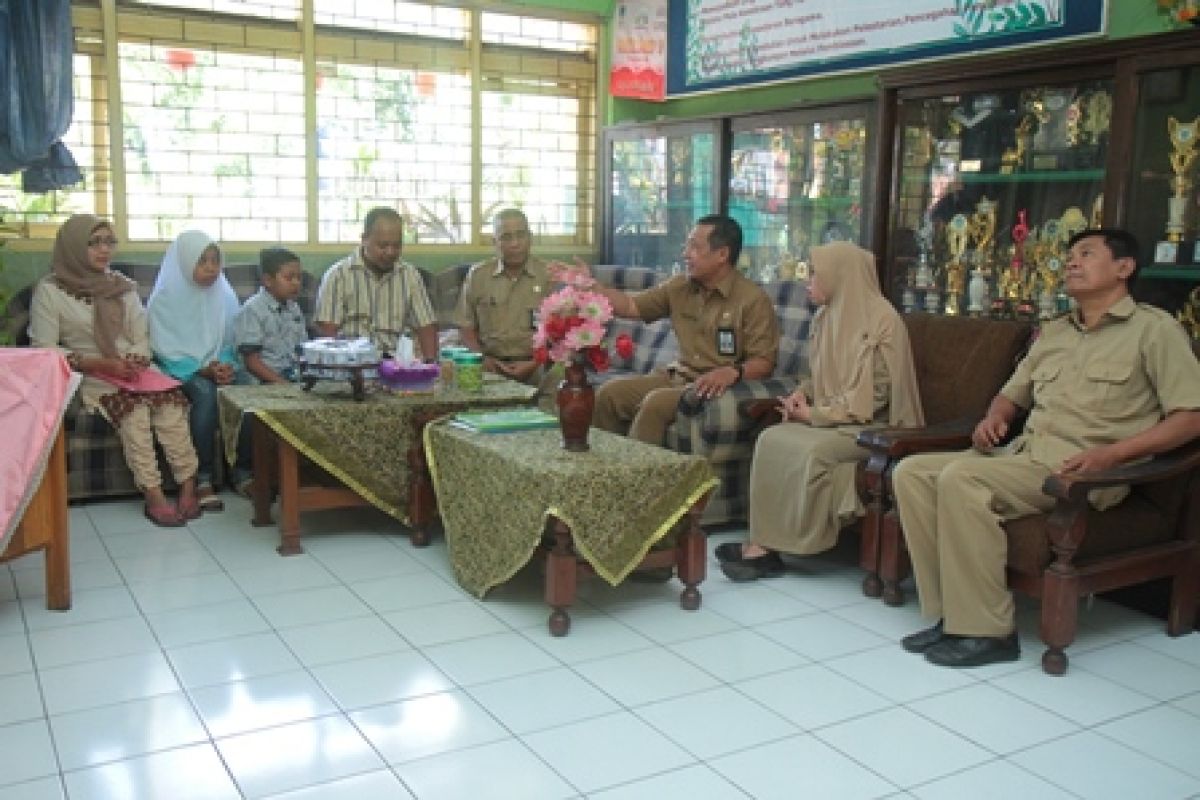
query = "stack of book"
xmin=450 ymin=409 xmax=559 ymax=433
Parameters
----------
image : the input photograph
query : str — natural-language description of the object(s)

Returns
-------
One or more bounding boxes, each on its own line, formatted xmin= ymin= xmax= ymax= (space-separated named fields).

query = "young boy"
xmin=234 ymin=248 xmax=308 ymax=383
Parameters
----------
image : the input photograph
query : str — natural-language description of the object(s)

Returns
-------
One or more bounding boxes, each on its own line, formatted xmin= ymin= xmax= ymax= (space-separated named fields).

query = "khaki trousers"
xmin=891 ymin=449 xmax=1056 ymax=637
xmin=116 ymin=403 xmax=200 ymax=491
xmin=593 ymin=371 xmax=689 ymax=446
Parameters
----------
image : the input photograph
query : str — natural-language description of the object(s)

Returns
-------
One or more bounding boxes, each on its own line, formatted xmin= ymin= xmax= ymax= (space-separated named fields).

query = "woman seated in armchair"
xmin=719 ymin=241 xmax=925 ymax=581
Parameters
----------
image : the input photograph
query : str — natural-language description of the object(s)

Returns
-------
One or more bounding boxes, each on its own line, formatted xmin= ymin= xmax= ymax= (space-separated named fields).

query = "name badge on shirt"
xmin=530 ymin=308 xmax=538 ymax=330
xmin=716 ymin=327 xmax=737 ymax=356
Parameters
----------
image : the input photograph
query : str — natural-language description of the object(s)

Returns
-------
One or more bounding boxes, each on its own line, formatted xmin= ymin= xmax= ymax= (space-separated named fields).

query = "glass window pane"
xmin=126 ymin=0 xmax=298 ymax=22
xmin=482 ymin=12 xmax=595 ymax=54
xmin=119 ymin=41 xmax=306 ymax=241
xmin=481 ymin=80 xmax=594 ymax=242
xmin=0 ymin=53 xmax=108 ymax=232
xmin=316 ymin=57 xmax=471 ymax=243
xmin=314 ymin=1 xmax=467 ymax=39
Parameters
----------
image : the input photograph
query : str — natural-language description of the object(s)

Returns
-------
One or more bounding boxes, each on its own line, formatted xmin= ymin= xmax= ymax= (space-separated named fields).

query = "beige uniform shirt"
xmin=28 ymin=277 xmax=151 ymax=414
xmin=454 ymin=256 xmax=549 ymax=360
xmin=315 ymin=249 xmax=436 ymax=356
xmin=1000 ymin=296 xmax=1200 ymax=505
xmin=632 ymin=271 xmax=779 ymax=379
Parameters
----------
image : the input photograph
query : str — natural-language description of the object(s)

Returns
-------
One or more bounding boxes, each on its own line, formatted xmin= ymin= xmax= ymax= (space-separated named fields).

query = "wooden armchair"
xmin=861 ymin=414 xmax=1200 ymax=674
xmin=740 ymin=314 xmax=1033 ymax=594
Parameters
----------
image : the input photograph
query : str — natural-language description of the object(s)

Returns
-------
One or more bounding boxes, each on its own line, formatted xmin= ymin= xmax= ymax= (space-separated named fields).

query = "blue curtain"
xmin=0 ymin=0 xmax=81 ymax=191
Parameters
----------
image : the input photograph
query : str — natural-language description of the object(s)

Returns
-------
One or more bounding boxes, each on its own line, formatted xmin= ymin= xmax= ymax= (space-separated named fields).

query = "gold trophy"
xmin=943 ymin=213 xmax=970 ymax=316
xmin=1179 ymin=286 xmax=1200 ymax=340
xmin=967 ymin=198 xmax=996 ymax=315
xmin=1157 ymin=116 xmax=1200 ymax=264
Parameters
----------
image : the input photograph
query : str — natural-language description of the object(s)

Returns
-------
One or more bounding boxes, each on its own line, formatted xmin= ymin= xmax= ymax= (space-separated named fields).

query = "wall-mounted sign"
xmin=611 ymin=0 xmax=669 ymax=101
xmin=668 ymin=0 xmax=1107 ymax=96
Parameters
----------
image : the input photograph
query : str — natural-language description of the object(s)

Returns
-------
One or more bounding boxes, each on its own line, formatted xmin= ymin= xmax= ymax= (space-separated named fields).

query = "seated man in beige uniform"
xmin=315 ymin=207 xmax=438 ymax=361
xmin=567 ymin=214 xmax=779 ymax=446
xmin=455 ymin=208 xmax=548 ymax=385
xmin=894 ymin=228 xmax=1200 ymax=668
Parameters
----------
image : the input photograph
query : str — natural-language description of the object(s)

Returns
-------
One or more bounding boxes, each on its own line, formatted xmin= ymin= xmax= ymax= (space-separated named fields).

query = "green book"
xmin=452 ymin=408 xmax=559 ymax=433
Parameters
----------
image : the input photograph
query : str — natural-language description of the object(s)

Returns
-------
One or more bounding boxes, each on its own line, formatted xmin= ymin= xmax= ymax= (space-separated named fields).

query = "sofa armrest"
xmin=672 ymin=377 xmax=800 ymax=450
xmin=855 ymin=417 xmax=975 ymax=458
xmin=1042 ymin=439 xmax=1200 ymax=503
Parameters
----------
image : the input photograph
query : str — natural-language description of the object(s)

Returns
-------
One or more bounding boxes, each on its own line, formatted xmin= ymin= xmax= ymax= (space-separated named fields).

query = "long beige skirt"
xmin=747 ymin=423 xmax=868 ymax=555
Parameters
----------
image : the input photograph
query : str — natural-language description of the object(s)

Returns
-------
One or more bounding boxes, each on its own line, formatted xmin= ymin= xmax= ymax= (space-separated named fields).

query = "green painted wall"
xmin=608 ymin=2 xmax=1176 ymax=124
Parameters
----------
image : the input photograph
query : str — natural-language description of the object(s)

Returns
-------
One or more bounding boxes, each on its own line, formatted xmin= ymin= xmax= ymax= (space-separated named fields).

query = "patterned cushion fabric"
xmin=1 ymin=260 xmax=318 ymax=502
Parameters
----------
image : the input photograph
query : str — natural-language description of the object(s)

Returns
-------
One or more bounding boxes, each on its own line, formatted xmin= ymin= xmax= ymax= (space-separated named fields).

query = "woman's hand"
xmin=778 ymin=390 xmax=811 ymax=423
xmin=93 ymin=357 xmax=138 ymax=380
xmin=210 ymin=361 xmax=235 ymax=385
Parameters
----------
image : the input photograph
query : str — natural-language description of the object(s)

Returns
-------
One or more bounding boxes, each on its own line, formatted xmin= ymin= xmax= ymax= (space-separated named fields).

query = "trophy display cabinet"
xmin=872 ymin=27 xmax=1200 ymax=336
xmin=599 ymin=99 xmax=877 ymax=276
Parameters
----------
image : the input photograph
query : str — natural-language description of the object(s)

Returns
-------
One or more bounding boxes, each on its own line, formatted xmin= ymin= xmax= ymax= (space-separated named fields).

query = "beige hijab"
xmin=51 ymin=214 xmax=136 ymax=359
xmin=808 ymin=242 xmax=924 ymax=427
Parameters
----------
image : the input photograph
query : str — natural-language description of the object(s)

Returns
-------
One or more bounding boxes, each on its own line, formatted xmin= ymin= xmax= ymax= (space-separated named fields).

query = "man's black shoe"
xmin=901 ymin=621 xmax=949 ymax=654
xmin=714 ymin=542 xmax=743 ymax=563
xmin=720 ymin=551 xmax=784 ymax=582
xmin=924 ymin=633 xmax=1020 ymax=668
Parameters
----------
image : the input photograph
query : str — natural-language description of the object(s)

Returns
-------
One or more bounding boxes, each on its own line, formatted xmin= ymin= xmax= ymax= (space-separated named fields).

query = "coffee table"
xmin=217 ymin=378 xmax=536 ymax=554
xmin=421 ymin=420 xmax=718 ymax=635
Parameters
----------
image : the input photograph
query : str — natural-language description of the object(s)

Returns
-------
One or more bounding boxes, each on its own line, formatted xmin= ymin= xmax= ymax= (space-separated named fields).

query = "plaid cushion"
xmin=2 ymin=260 xmax=317 ymax=501
xmin=662 ymin=280 xmax=813 ymax=526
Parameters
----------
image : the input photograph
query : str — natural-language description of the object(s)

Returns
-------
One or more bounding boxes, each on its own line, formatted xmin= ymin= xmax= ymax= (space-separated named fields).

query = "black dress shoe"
xmin=714 ymin=542 xmax=743 ymax=563
xmin=720 ymin=551 xmax=784 ymax=582
xmin=901 ymin=621 xmax=950 ymax=654
xmin=924 ymin=633 xmax=1020 ymax=668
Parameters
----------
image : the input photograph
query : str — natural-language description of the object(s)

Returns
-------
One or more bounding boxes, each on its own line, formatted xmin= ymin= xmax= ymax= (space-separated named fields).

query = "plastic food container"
xmin=453 ymin=351 xmax=484 ymax=393
xmin=439 ymin=346 xmax=468 ymax=388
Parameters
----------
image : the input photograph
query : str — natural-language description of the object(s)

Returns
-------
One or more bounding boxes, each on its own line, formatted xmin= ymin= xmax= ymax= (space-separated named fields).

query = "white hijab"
xmin=148 ymin=230 xmax=240 ymax=369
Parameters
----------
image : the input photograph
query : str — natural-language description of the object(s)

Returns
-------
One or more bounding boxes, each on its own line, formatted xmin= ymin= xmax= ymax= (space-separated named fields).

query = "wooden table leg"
xmin=41 ymin=428 xmax=71 ymax=611
xmin=544 ymin=518 xmax=577 ymax=636
xmin=249 ymin=415 xmax=275 ymax=529
xmin=675 ymin=500 xmax=706 ymax=611
xmin=405 ymin=412 xmax=440 ymax=548
xmin=276 ymin=437 xmax=303 ymax=556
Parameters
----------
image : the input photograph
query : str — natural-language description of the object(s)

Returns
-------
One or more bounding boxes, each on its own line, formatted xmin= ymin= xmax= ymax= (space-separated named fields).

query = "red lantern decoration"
xmin=165 ymin=49 xmax=196 ymax=72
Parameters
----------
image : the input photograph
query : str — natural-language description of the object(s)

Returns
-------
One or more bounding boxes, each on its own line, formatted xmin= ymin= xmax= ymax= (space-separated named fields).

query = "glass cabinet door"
xmin=602 ymin=121 xmax=720 ymax=270
xmin=729 ymin=102 xmax=874 ymax=283
xmin=1128 ymin=62 xmax=1200 ymax=327
xmin=888 ymin=80 xmax=1112 ymax=319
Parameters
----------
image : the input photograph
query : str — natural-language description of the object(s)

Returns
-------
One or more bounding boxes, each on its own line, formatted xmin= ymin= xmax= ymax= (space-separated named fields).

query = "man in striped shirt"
xmin=315 ymin=207 xmax=438 ymax=360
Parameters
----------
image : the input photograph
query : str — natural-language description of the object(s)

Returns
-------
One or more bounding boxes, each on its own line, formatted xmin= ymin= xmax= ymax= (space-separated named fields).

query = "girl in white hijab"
xmin=149 ymin=230 xmax=247 ymax=511
xmin=721 ymin=242 xmax=925 ymax=581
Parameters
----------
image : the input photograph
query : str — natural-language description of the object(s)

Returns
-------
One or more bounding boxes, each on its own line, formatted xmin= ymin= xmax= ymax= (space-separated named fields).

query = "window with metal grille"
xmin=3 ymin=1 xmax=598 ymax=246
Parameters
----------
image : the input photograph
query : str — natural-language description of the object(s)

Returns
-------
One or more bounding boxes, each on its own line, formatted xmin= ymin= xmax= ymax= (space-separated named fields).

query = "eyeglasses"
xmin=87 ymin=236 xmax=119 ymax=248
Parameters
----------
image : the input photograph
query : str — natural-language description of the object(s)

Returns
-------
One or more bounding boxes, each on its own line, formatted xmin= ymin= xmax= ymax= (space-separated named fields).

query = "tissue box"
xmin=378 ymin=360 xmax=440 ymax=391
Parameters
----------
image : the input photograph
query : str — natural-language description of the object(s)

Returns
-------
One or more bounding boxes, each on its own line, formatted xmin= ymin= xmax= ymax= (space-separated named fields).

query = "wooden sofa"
xmin=1 ymin=261 xmax=318 ymax=502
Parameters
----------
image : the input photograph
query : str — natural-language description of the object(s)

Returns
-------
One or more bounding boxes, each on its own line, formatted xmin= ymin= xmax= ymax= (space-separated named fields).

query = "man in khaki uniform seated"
xmin=569 ymin=214 xmax=779 ymax=446
xmin=316 ymin=207 xmax=438 ymax=361
xmin=455 ymin=208 xmax=548 ymax=385
xmin=894 ymin=228 xmax=1200 ymax=668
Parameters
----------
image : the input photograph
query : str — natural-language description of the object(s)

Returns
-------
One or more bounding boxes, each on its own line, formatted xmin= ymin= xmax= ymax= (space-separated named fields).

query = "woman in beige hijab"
xmin=720 ymin=241 xmax=924 ymax=581
xmin=29 ymin=214 xmax=201 ymax=526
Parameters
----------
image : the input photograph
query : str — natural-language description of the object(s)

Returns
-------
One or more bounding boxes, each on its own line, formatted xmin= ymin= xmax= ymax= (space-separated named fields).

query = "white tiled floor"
xmin=3 ymin=497 xmax=1200 ymax=800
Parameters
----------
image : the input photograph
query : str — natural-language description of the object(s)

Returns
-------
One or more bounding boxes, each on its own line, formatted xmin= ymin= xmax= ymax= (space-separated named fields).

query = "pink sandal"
xmin=177 ymin=495 xmax=202 ymax=520
xmin=144 ymin=503 xmax=185 ymax=528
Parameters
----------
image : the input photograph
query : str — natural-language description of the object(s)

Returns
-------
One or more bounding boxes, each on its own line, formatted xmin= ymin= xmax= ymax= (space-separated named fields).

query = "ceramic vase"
xmin=556 ymin=359 xmax=594 ymax=452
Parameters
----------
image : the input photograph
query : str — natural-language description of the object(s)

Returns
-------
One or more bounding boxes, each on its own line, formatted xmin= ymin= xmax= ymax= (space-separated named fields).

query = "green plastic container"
xmin=453 ymin=351 xmax=484 ymax=393
xmin=439 ymin=346 xmax=469 ymax=388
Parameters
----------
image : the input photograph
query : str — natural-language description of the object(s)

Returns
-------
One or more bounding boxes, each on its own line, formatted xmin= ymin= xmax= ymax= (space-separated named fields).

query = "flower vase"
xmin=556 ymin=359 xmax=594 ymax=452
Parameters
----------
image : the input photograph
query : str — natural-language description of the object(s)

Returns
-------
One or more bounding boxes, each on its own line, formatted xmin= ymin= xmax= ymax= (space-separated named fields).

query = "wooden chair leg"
xmin=1166 ymin=552 xmax=1200 ymax=637
xmin=859 ymin=506 xmax=883 ymax=598
xmin=1039 ymin=564 xmax=1079 ymax=676
xmin=879 ymin=510 xmax=908 ymax=606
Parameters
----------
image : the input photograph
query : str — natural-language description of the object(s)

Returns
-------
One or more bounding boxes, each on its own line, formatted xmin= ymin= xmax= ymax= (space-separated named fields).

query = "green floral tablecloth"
xmin=218 ymin=377 xmax=536 ymax=524
xmin=424 ymin=421 xmax=719 ymax=597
